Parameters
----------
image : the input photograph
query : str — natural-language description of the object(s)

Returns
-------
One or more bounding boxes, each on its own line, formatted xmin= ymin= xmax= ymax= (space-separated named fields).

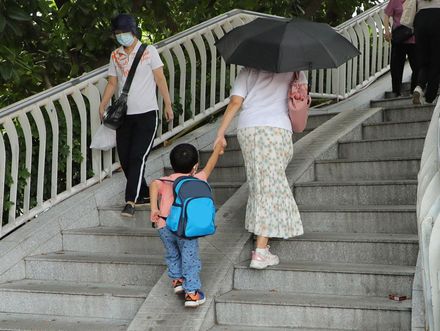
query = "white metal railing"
xmin=0 ymin=5 xmax=391 ymax=237
xmin=417 ymin=98 xmax=440 ymax=331
xmin=313 ymin=1 xmax=391 ymax=99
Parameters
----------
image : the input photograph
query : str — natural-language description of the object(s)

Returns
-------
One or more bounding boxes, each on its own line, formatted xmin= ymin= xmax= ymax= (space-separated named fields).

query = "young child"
xmin=149 ymin=143 xmax=223 ymax=307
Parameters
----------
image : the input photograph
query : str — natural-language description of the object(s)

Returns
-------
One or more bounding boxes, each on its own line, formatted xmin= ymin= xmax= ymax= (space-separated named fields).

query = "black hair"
xmin=170 ymin=143 xmax=199 ymax=173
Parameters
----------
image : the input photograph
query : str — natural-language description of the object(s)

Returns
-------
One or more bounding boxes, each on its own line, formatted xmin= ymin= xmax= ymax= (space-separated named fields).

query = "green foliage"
xmin=1 ymin=0 xmax=381 ymax=222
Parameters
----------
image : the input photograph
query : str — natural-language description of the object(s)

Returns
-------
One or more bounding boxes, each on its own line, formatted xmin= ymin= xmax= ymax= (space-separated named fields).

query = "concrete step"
xmin=215 ymin=290 xmax=411 ymax=330
xmin=234 ymin=261 xmax=414 ymax=296
xmin=338 ymin=136 xmax=425 ymax=159
xmin=384 ymin=104 xmax=434 ymax=122
xmin=211 ymin=181 xmax=243 ymax=205
xmin=0 ymin=312 xmax=128 ymax=331
xmin=200 ymin=148 xmax=243 ymax=167
xmin=362 ymin=120 xmax=429 ymax=139
xmin=210 ymin=326 xmax=332 ymax=331
xmin=306 ymin=113 xmax=337 ymax=129
xmin=314 ymin=157 xmax=420 ymax=181
xmin=293 ymin=180 xmax=417 ymax=206
xmin=268 ymin=232 xmax=418 ymax=265
xmin=25 ymin=251 xmax=165 ymax=286
xmin=0 ymin=280 xmax=148 ymax=320
xmin=62 ymin=226 xmax=163 ymax=255
xmin=98 ymin=205 xmax=151 ymax=227
xmin=298 ymin=205 xmax=417 ymax=234
xmin=371 ymin=96 xmax=415 ymax=108
xmin=165 ymin=165 xmax=247 ymax=183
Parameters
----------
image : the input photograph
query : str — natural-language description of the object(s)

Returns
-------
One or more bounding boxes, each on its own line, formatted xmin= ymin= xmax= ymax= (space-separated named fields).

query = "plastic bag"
xmin=90 ymin=124 xmax=116 ymax=151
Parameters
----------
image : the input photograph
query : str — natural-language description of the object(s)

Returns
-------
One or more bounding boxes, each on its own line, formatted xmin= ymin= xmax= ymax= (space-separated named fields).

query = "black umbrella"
xmin=215 ymin=17 xmax=360 ymax=73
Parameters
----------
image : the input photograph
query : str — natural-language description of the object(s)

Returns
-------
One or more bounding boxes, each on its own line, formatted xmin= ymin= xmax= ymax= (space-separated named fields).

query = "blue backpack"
xmin=165 ymin=176 xmax=216 ymax=238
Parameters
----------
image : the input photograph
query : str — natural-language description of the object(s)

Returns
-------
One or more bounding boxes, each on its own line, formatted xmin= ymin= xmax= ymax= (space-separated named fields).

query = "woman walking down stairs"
xmin=212 ymin=83 xmax=430 ymax=330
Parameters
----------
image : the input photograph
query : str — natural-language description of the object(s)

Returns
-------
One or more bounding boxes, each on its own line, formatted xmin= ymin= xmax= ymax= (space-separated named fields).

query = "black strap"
xmin=121 ymin=44 xmax=147 ymax=96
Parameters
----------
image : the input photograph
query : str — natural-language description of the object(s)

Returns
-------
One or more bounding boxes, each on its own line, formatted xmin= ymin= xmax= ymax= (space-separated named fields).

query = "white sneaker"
xmin=413 ymin=86 xmax=425 ymax=105
xmin=249 ymin=246 xmax=280 ymax=269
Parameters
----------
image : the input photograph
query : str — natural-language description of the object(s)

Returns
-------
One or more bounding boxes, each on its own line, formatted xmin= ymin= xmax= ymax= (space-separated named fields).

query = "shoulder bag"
xmin=103 ymin=44 xmax=147 ymax=130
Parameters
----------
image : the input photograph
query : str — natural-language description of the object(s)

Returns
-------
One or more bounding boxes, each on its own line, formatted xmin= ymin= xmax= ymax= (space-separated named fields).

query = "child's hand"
xmin=150 ymin=209 xmax=161 ymax=223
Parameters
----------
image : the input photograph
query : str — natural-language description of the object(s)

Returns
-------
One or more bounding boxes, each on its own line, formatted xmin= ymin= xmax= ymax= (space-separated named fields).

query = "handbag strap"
xmin=121 ymin=44 xmax=147 ymax=96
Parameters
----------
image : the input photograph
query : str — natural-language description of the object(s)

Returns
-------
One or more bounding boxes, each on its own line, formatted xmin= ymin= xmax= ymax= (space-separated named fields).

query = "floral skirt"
xmin=237 ymin=126 xmax=303 ymax=239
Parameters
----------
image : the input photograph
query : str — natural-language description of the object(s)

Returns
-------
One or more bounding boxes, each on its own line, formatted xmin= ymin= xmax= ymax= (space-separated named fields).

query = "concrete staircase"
xmin=0 ymin=114 xmax=330 ymax=330
xmin=213 ymin=91 xmax=432 ymax=330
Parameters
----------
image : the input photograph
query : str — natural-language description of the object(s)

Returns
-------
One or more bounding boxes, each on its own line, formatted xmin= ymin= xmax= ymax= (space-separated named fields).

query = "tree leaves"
xmin=7 ymin=7 xmax=32 ymax=21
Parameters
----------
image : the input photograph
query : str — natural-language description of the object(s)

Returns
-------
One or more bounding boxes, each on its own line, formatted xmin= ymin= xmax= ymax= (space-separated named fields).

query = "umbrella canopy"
xmin=215 ymin=17 xmax=360 ymax=73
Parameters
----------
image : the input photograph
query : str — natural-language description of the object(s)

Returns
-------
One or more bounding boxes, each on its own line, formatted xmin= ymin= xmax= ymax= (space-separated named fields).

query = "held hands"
xmin=164 ymin=104 xmax=174 ymax=122
xmin=214 ymin=134 xmax=227 ymax=154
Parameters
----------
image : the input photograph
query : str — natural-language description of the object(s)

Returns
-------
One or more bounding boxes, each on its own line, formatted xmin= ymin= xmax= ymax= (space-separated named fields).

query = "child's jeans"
xmin=158 ymin=226 xmax=201 ymax=292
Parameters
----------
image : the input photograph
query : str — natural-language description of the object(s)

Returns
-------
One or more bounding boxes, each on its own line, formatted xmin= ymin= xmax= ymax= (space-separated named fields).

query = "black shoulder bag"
xmin=103 ymin=44 xmax=147 ymax=130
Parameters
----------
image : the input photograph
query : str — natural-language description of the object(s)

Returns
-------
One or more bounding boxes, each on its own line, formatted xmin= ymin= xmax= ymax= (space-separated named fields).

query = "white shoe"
xmin=249 ymin=246 xmax=279 ymax=269
xmin=413 ymin=86 xmax=425 ymax=105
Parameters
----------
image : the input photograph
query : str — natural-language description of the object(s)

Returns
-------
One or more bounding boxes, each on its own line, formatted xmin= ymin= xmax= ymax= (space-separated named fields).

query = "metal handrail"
xmin=0 ymin=4 xmax=391 ymax=238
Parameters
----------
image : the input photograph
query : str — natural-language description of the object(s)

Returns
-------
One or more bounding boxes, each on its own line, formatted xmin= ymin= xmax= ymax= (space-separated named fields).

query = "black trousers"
xmin=116 ymin=111 xmax=158 ymax=203
xmin=414 ymin=8 xmax=440 ymax=103
xmin=390 ymin=42 xmax=417 ymax=95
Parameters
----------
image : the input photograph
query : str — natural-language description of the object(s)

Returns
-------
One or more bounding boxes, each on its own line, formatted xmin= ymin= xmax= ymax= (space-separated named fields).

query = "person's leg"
xmin=256 ymin=235 xmax=269 ymax=249
xmin=125 ymin=110 xmax=158 ymax=203
xmin=406 ymin=43 xmax=418 ymax=93
xmin=178 ymin=238 xmax=201 ymax=292
xmin=178 ymin=238 xmax=205 ymax=307
xmin=116 ymin=116 xmax=134 ymax=186
xmin=390 ymin=43 xmax=406 ymax=95
xmin=424 ymin=10 xmax=440 ymax=103
xmin=414 ymin=11 xmax=430 ymax=91
xmin=158 ymin=227 xmax=183 ymax=291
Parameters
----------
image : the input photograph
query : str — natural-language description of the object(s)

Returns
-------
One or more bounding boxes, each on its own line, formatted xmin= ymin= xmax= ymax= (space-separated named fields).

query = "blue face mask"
xmin=116 ymin=32 xmax=134 ymax=47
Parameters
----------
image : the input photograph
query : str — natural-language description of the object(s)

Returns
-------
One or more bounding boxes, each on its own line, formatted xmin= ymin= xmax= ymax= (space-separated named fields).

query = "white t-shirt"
xmin=230 ymin=67 xmax=296 ymax=132
xmin=108 ymin=41 xmax=163 ymax=115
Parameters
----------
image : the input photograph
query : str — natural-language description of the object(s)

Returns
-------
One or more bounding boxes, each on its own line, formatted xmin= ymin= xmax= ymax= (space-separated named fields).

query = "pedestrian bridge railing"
xmin=417 ymin=98 xmax=440 ymax=331
xmin=0 ymin=5 xmax=390 ymax=237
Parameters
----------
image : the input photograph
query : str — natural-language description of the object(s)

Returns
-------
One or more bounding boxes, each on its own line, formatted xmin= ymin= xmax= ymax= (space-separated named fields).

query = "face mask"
xmin=116 ymin=32 xmax=134 ymax=47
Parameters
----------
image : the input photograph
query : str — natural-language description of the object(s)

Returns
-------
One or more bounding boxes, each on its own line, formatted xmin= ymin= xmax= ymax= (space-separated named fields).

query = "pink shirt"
xmin=384 ymin=0 xmax=416 ymax=44
xmin=152 ymin=171 xmax=208 ymax=229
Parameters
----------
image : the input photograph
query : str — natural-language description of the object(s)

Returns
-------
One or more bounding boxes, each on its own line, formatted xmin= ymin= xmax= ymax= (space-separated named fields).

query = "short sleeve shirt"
xmin=231 ymin=67 xmax=295 ymax=132
xmin=152 ymin=171 xmax=208 ymax=229
xmin=108 ymin=41 xmax=164 ymax=114
xmin=384 ymin=0 xmax=416 ymax=43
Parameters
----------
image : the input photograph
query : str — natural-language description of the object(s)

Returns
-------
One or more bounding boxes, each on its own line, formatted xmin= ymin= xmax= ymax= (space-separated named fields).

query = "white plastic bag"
xmin=90 ymin=124 xmax=116 ymax=151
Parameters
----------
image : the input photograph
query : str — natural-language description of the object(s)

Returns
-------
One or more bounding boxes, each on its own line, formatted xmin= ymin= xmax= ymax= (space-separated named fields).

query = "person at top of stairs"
xmin=149 ymin=143 xmax=224 ymax=307
xmin=412 ymin=0 xmax=440 ymax=105
xmin=383 ymin=0 xmax=418 ymax=97
xmin=98 ymin=13 xmax=174 ymax=218
xmin=214 ymin=67 xmax=304 ymax=270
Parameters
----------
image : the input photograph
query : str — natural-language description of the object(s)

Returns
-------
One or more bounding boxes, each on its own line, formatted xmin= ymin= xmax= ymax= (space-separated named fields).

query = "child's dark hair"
xmin=170 ymin=143 xmax=199 ymax=173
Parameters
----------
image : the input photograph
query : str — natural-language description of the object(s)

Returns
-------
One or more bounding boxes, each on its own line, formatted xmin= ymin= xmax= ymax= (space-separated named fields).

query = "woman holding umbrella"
xmin=214 ymin=17 xmax=360 ymax=269
xmin=214 ymin=67 xmax=304 ymax=269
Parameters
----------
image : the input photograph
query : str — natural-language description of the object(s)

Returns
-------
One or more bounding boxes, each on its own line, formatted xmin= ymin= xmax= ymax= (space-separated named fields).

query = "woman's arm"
xmin=98 ymin=76 xmax=118 ymax=120
xmin=384 ymin=14 xmax=392 ymax=42
xmin=214 ymin=95 xmax=244 ymax=149
xmin=153 ymin=67 xmax=174 ymax=122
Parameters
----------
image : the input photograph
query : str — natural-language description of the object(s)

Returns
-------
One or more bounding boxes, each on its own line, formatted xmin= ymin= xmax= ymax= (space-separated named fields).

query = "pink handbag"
xmin=288 ymin=72 xmax=311 ymax=133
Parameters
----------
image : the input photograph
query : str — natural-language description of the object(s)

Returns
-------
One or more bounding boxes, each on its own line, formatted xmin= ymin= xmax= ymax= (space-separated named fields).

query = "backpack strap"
xmin=121 ymin=44 xmax=147 ymax=96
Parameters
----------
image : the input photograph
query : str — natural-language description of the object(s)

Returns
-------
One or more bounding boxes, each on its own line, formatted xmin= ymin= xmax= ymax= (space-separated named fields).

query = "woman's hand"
xmin=99 ymin=105 xmax=106 ymax=122
xmin=384 ymin=30 xmax=391 ymax=42
xmin=164 ymin=104 xmax=174 ymax=122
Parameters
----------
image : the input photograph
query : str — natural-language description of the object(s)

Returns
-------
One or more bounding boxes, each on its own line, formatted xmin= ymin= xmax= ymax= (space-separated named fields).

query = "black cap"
xmin=111 ymin=13 xmax=137 ymax=34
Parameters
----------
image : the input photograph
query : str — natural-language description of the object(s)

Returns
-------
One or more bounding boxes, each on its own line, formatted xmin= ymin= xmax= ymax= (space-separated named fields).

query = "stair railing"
xmin=0 ymin=4 xmax=391 ymax=238
xmin=417 ymin=98 xmax=440 ymax=331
